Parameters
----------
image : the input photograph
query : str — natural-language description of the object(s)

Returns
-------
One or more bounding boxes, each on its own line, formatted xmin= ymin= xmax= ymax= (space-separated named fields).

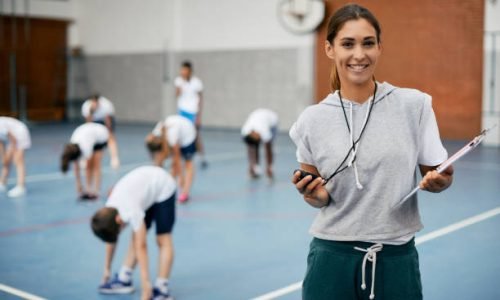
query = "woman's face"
xmin=326 ymin=18 xmax=381 ymax=88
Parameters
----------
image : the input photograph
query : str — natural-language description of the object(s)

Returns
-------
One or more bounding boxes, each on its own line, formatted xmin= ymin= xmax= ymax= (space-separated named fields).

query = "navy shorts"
xmin=181 ymin=141 xmax=196 ymax=161
xmin=93 ymin=142 xmax=108 ymax=151
xmin=93 ymin=116 xmax=116 ymax=132
xmin=144 ymin=193 xmax=176 ymax=234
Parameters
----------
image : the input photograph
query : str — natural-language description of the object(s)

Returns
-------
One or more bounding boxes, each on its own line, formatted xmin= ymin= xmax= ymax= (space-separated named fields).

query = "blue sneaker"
xmin=98 ymin=274 xmax=135 ymax=294
xmin=151 ymin=287 xmax=173 ymax=300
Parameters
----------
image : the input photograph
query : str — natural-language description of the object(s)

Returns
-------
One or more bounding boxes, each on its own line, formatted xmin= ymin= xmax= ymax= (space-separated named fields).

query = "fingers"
xmin=442 ymin=164 xmax=454 ymax=176
xmin=293 ymin=173 xmax=324 ymax=194
xmin=420 ymin=170 xmax=449 ymax=192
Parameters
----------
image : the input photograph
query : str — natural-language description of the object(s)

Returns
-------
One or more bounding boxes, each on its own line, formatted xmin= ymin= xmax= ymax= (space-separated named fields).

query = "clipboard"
xmin=392 ymin=125 xmax=497 ymax=208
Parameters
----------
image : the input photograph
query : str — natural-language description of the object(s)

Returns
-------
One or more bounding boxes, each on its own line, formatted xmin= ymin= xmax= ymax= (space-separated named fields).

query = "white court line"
xmin=0 ymin=283 xmax=47 ymax=300
xmin=251 ymin=206 xmax=500 ymax=300
xmin=8 ymin=148 xmax=296 ymax=185
xmin=7 ymin=151 xmax=247 ymax=185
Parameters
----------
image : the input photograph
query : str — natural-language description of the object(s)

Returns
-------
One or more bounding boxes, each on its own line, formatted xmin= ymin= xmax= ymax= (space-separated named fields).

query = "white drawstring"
xmin=354 ymin=243 xmax=383 ymax=300
xmin=346 ymin=99 xmax=372 ymax=190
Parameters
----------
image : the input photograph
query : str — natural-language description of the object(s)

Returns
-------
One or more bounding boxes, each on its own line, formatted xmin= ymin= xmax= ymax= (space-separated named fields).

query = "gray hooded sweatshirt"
xmin=289 ymin=82 xmax=447 ymax=244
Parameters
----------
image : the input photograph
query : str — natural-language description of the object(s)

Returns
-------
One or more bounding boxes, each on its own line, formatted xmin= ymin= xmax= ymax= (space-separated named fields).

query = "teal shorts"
xmin=303 ymin=238 xmax=423 ymax=300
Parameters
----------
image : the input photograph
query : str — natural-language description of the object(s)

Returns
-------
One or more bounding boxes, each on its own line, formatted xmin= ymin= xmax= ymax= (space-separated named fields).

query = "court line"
xmin=0 ymin=180 xmax=295 ymax=238
xmin=7 ymin=148 xmax=295 ymax=185
xmin=6 ymin=151 xmax=247 ymax=184
xmin=251 ymin=206 xmax=500 ymax=300
xmin=0 ymin=283 xmax=47 ymax=300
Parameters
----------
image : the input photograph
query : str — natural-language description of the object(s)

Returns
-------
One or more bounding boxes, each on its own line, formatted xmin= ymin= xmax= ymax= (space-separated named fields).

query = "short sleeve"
xmin=174 ymin=77 xmax=183 ymax=88
xmin=0 ymin=126 xmax=7 ymax=142
xmin=260 ymin=128 xmax=272 ymax=143
xmin=196 ymin=78 xmax=203 ymax=92
xmin=129 ymin=211 xmax=145 ymax=232
xmin=152 ymin=122 xmax=163 ymax=136
xmin=167 ymin=126 xmax=180 ymax=147
xmin=418 ymin=94 xmax=448 ymax=166
xmin=81 ymin=101 xmax=91 ymax=118
xmin=289 ymin=121 xmax=315 ymax=165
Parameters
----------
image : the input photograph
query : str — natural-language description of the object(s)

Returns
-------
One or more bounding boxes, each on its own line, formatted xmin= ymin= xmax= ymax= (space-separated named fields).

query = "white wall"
xmin=72 ymin=0 xmax=175 ymax=55
xmin=1 ymin=0 xmax=75 ymax=19
xmin=482 ymin=0 xmax=500 ymax=145
xmin=175 ymin=0 xmax=314 ymax=51
xmin=72 ymin=0 xmax=314 ymax=53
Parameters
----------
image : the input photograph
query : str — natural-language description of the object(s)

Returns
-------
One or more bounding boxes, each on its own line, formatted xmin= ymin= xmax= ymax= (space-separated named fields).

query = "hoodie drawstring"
xmin=354 ymin=243 xmax=383 ymax=299
xmin=346 ymin=99 xmax=372 ymax=190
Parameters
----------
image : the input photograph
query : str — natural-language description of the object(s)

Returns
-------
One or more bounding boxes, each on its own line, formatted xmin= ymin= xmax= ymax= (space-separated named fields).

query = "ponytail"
xmin=61 ymin=144 xmax=81 ymax=173
xmin=330 ymin=64 xmax=341 ymax=92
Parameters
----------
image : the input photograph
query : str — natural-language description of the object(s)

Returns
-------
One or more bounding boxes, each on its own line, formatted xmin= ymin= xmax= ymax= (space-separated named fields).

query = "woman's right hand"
xmin=292 ymin=171 xmax=330 ymax=208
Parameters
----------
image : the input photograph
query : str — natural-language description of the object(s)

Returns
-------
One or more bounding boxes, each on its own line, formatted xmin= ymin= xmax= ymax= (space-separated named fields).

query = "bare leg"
xmin=85 ymin=156 xmax=94 ymax=194
xmin=195 ymin=126 xmax=208 ymax=168
xmin=0 ymin=144 xmax=13 ymax=186
xmin=182 ymin=160 xmax=194 ymax=196
xmin=13 ymin=149 xmax=26 ymax=187
xmin=156 ymin=234 xmax=174 ymax=279
xmin=92 ymin=150 xmax=103 ymax=195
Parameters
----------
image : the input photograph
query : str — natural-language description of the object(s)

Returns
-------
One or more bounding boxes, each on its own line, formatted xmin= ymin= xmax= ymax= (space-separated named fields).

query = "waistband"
xmin=311 ymin=237 xmax=415 ymax=257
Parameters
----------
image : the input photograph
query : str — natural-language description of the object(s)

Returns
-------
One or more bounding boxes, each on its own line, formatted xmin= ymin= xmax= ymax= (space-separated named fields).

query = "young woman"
xmin=175 ymin=61 xmax=207 ymax=168
xmin=0 ymin=117 xmax=31 ymax=198
xmin=241 ymin=108 xmax=279 ymax=179
xmin=61 ymin=122 xmax=109 ymax=200
xmin=82 ymin=94 xmax=120 ymax=169
xmin=145 ymin=115 xmax=197 ymax=203
xmin=289 ymin=4 xmax=453 ymax=300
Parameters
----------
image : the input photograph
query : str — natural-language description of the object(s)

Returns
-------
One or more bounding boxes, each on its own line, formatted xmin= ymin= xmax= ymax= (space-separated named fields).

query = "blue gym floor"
xmin=0 ymin=122 xmax=499 ymax=300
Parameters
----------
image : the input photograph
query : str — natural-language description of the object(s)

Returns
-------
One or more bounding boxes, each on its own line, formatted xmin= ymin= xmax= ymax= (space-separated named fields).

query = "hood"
xmin=320 ymin=81 xmax=397 ymax=107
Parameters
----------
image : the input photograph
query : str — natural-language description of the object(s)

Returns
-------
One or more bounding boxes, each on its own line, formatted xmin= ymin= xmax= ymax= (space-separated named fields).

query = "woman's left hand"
xmin=420 ymin=165 xmax=454 ymax=193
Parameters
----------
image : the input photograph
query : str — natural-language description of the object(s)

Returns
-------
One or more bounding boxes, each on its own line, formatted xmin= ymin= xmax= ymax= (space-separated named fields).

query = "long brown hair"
xmin=326 ymin=4 xmax=381 ymax=91
xmin=61 ymin=144 xmax=81 ymax=173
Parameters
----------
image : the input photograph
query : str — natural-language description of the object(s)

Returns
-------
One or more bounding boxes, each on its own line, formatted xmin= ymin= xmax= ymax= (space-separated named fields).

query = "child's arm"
xmin=265 ymin=142 xmax=273 ymax=177
xmin=134 ymin=223 xmax=152 ymax=300
xmin=2 ymin=133 xmax=16 ymax=166
xmin=102 ymin=242 xmax=116 ymax=283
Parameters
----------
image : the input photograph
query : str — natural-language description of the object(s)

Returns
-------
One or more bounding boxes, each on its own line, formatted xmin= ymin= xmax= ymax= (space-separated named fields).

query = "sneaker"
xmin=178 ymin=193 xmax=189 ymax=204
xmin=7 ymin=185 xmax=26 ymax=198
xmin=98 ymin=274 xmax=135 ymax=294
xmin=0 ymin=183 xmax=6 ymax=192
xmin=79 ymin=192 xmax=98 ymax=201
xmin=151 ymin=287 xmax=173 ymax=300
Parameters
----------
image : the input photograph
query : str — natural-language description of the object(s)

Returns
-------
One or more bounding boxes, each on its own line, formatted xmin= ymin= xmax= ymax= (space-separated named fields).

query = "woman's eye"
xmin=363 ymin=41 xmax=375 ymax=47
xmin=342 ymin=42 xmax=353 ymax=48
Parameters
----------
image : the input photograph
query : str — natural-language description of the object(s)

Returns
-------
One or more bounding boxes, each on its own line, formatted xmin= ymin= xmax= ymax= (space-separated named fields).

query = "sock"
xmin=118 ymin=266 xmax=133 ymax=283
xmin=155 ymin=277 xmax=169 ymax=294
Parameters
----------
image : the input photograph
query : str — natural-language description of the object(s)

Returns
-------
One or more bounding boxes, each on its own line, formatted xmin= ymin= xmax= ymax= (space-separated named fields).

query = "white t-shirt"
xmin=175 ymin=76 xmax=203 ymax=114
xmin=241 ymin=109 xmax=279 ymax=143
xmin=153 ymin=115 xmax=196 ymax=148
xmin=106 ymin=166 xmax=176 ymax=232
xmin=81 ymin=96 xmax=115 ymax=121
xmin=0 ymin=117 xmax=31 ymax=150
xmin=70 ymin=123 xmax=109 ymax=159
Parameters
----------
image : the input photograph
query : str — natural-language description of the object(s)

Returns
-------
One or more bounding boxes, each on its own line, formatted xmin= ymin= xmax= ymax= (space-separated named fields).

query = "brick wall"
xmin=315 ymin=0 xmax=484 ymax=139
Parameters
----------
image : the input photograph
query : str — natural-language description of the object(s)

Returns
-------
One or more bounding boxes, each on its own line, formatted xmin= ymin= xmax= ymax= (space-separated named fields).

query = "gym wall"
xmin=316 ymin=0 xmax=485 ymax=140
xmin=71 ymin=0 xmax=315 ymax=129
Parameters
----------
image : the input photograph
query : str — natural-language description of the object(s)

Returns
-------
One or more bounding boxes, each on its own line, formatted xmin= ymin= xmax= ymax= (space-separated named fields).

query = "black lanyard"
xmin=323 ymin=82 xmax=377 ymax=184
